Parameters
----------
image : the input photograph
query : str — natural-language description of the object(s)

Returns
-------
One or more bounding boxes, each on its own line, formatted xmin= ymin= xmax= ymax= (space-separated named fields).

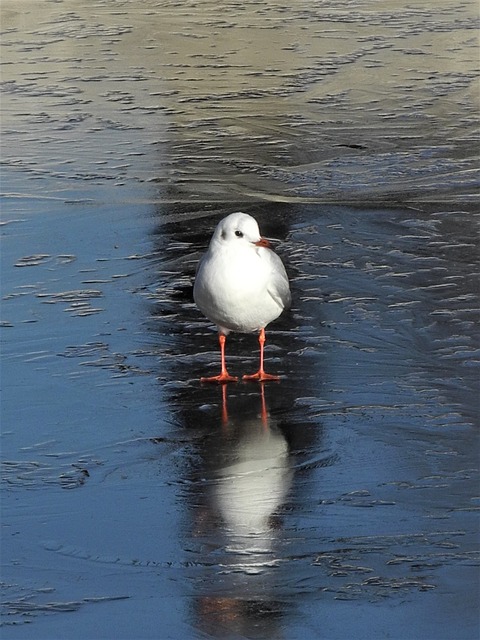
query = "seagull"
xmin=193 ymin=212 xmax=291 ymax=383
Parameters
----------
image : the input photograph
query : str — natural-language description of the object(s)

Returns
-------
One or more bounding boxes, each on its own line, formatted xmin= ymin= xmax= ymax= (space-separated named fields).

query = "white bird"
xmin=193 ymin=212 xmax=291 ymax=382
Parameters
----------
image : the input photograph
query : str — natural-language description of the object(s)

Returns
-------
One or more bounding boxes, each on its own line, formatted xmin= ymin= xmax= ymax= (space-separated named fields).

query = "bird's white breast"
xmin=194 ymin=244 xmax=285 ymax=333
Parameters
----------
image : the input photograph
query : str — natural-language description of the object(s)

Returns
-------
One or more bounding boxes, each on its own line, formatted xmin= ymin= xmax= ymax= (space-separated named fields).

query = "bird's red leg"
xmin=242 ymin=328 xmax=280 ymax=381
xmin=201 ymin=334 xmax=238 ymax=383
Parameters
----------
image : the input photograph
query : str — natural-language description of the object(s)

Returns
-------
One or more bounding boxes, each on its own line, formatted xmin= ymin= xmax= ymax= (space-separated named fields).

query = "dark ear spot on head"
xmin=221 ymin=230 xmax=227 ymax=240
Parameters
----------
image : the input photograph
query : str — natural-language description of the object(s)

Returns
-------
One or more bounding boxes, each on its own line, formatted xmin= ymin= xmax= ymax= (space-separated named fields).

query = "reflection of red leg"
xmin=259 ymin=382 xmax=269 ymax=430
xmin=201 ymin=334 xmax=238 ymax=383
xmin=242 ymin=328 xmax=280 ymax=382
xmin=221 ymin=383 xmax=229 ymax=427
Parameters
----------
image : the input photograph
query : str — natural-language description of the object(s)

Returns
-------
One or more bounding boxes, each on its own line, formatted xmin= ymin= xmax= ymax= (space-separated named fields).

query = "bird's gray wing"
xmin=267 ymin=250 xmax=291 ymax=310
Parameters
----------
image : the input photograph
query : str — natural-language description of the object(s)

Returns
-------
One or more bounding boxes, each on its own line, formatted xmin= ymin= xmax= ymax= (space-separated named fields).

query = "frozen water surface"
xmin=1 ymin=1 xmax=479 ymax=638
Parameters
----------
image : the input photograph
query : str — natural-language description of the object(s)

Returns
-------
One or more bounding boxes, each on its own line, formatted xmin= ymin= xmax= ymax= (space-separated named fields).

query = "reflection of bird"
xmin=215 ymin=420 xmax=290 ymax=540
xmin=214 ymin=385 xmax=292 ymax=565
xmin=191 ymin=387 xmax=293 ymax=636
xmin=193 ymin=212 xmax=291 ymax=383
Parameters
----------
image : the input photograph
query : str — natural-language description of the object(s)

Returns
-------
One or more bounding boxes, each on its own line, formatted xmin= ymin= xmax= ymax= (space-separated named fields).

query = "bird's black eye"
xmin=235 ymin=230 xmax=244 ymax=238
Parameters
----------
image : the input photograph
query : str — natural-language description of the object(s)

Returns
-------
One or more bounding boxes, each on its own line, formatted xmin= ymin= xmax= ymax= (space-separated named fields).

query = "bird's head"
xmin=212 ymin=212 xmax=271 ymax=248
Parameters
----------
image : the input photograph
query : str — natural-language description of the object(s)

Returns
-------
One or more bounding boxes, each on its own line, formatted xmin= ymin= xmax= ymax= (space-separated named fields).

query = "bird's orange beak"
xmin=254 ymin=237 xmax=271 ymax=248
